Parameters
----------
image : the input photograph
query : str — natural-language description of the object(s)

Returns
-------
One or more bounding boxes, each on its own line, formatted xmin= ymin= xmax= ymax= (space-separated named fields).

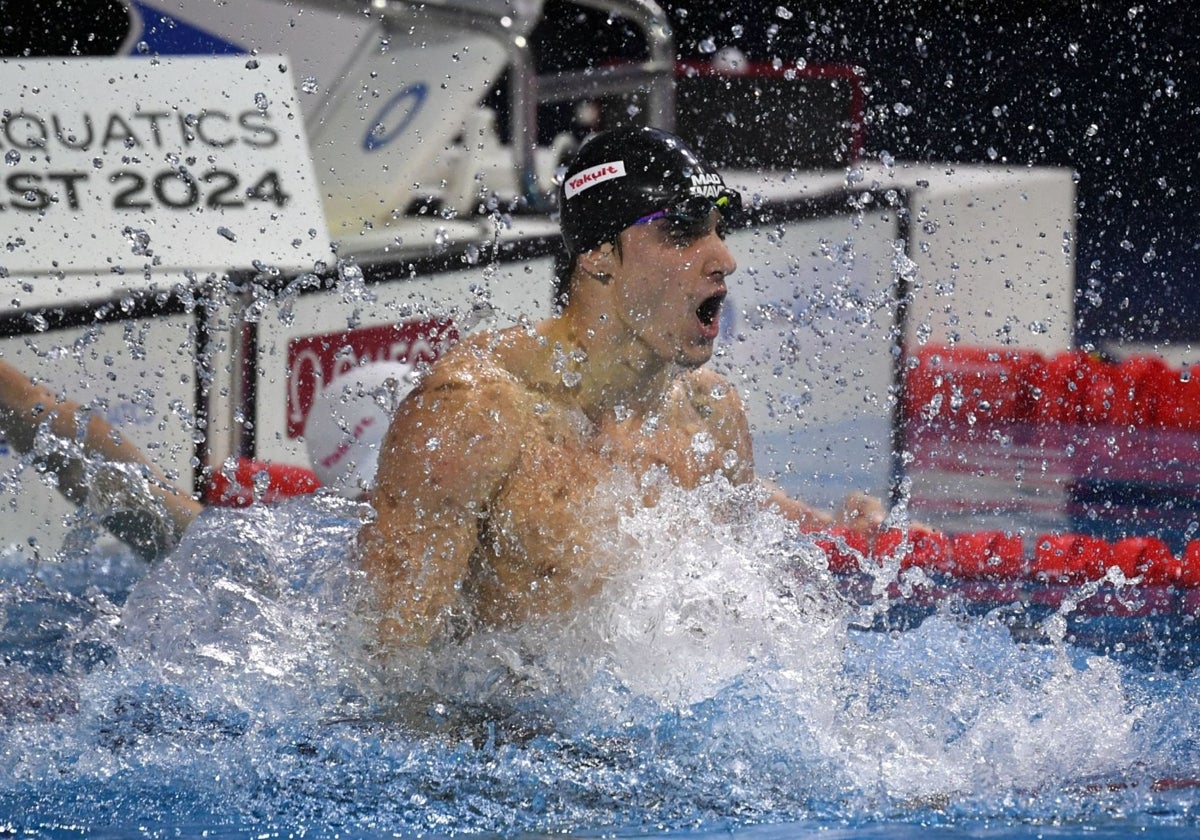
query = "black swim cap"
xmin=558 ymin=126 xmax=741 ymax=256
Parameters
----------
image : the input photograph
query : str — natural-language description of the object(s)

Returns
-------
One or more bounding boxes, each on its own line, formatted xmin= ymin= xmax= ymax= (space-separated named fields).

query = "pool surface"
xmin=2 ymin=486 xmax=1199 ymax=838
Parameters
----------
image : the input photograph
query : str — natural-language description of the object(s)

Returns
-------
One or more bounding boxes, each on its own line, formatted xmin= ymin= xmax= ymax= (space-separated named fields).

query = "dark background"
xmin=5 ymin=0 xmax=1197 ymax=349
xmin=532 ymin=0 xmax=1199 ymax=350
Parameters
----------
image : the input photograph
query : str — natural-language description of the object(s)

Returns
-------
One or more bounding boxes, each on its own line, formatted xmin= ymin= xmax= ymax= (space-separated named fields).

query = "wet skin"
xmin=358 ymin=211 xmax=870 ymax=648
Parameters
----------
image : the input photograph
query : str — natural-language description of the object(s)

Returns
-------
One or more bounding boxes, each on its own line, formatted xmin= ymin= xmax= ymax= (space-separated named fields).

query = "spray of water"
xmin=1 ymin=484 xmax=1199 ymax=834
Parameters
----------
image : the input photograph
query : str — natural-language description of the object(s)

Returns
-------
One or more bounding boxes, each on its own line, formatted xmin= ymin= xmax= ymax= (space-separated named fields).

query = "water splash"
xmin=1 ymin=488 xmax=1198 ymax=835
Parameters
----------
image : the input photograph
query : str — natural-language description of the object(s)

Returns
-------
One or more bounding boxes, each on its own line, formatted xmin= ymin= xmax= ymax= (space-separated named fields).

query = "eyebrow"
xmin=662 ymin=209 xmax=722 ymax=236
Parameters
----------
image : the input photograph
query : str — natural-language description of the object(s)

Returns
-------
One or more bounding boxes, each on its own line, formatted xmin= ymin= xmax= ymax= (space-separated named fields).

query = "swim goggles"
xmin=632 ymin=190 xmax=743 ymax=228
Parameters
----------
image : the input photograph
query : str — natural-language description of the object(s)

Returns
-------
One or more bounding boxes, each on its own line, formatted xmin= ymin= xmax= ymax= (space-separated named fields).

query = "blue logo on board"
xmin=363 ymin=84 xmax=428 ymax=152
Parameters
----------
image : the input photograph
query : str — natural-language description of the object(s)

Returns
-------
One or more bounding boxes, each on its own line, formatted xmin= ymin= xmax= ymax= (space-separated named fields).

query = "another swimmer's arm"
xmin=698 ymin=370 xmax=882 ymax=534
xmin=762 ymin=483 xmax=836 ymax=531
xmin=358 ymin=376 xmax=521 ymax=650
xmin=0 ymin=357 xmax=203 ymax=549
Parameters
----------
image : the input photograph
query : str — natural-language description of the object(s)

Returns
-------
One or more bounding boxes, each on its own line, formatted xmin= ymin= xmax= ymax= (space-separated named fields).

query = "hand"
xmin=834 ymin=491 xmax=887 ymax=536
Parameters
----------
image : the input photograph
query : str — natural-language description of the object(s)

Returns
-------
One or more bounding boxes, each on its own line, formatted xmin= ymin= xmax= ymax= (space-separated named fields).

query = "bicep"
xmin=357 ymin=380 xmax=519 ymax=646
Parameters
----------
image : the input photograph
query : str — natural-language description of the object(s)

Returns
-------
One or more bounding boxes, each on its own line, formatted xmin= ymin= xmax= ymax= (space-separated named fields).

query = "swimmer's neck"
xmin=539 ymin=306 xmax=680 ymax=424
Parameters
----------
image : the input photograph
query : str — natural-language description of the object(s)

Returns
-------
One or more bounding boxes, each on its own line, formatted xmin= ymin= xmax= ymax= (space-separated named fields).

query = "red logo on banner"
xmin=285 ymin=319 xmax=455 ymax=438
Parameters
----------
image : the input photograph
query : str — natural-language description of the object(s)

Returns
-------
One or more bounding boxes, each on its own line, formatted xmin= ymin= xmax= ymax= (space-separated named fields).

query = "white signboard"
xmin=251 ymin=259 xmax=553 ymax=469
xmin=717 ymin=214 xmax=902 ymax=508
xmin=0 ymin=55 xmax=330 ymax=307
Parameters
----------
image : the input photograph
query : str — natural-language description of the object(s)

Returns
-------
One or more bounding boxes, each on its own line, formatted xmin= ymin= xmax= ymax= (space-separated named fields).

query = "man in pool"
xmin=358 ymin=126 xmax=885 ymax=649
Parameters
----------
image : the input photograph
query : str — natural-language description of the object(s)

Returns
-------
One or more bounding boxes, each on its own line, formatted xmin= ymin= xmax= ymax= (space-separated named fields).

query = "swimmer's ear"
xmin=578 ymin=243 xmax=616 ymax=282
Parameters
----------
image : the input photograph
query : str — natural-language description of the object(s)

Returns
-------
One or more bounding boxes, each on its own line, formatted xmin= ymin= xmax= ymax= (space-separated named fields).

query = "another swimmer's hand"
xmin=834 ymin=491 xmax=887 ymax=536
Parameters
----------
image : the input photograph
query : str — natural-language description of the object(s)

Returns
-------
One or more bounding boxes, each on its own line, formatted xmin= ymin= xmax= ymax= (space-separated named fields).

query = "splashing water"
xmin=2 ymin=485 xmax=1199 ymax=837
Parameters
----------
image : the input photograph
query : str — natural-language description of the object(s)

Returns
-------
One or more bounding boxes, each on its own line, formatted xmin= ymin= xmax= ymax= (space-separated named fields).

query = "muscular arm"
xmin=0 ymin=358 xmax=203 ymax=556
xmin=694 ymin=368 xmax=883 ymax=534
xmin=357 ymin=366 xmax=525 ymax=649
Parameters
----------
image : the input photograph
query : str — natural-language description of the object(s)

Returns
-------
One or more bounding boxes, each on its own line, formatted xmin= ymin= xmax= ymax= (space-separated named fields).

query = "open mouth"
xmin=696 ymin=293 xmax=725 ymax=328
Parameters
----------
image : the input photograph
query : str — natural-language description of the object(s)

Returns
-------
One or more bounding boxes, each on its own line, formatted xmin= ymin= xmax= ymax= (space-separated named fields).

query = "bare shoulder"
xmin=374 ymin=327 xmax=542 ymax=484
xmin=421 ymin=326 xmax=540 ymax=388
xmin=680 ymin=366 xmax=754 ymax=481
xmin=681 ymin=366 xmax=747 ymax=423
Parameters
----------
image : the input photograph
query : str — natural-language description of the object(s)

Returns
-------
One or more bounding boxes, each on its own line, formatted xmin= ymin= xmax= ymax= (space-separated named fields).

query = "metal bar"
xmin=535 ymin=61 xmax=673 ymax=104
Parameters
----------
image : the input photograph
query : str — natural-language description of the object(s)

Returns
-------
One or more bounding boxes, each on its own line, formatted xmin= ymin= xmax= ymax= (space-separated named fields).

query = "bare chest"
xmin=466 ymin=403 xmax=730 ymax=627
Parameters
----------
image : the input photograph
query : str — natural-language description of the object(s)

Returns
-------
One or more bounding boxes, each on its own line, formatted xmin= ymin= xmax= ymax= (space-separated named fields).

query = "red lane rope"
xmin=205 ymin=458 xmax=321 ymax=507
xmin=815 ymin=525 xmax=1200 ymax=587
xmin=840 ymin=342 xmax=1200 ymax=588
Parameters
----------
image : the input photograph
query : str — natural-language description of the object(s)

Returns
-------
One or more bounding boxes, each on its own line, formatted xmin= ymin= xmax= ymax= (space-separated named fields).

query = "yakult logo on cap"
xmin=565 ymin=160 xmax=626 ymax=198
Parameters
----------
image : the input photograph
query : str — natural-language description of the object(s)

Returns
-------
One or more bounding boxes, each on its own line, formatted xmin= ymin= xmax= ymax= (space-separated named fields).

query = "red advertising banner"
xmin=285 ymin=319 xmax=455 ymax=438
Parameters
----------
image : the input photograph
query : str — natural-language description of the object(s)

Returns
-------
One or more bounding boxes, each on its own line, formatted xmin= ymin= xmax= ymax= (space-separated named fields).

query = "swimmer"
xmin=0 ymin=356 xmax=204 ymax=559
xmin=358 ymin=126 xmax=887 ymax=649
xmin=0 ymin=356 xmax=403 ymax=558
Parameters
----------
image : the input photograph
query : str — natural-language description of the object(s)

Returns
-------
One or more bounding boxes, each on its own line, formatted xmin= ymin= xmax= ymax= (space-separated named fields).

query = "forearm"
xmin=0 ymin=362 xmax=130 ymax=464
xmin=0 ymin=360 xmax=58 ymax=454
xmin=761 ymin=482 xmax=887 ymax=535
xmin=763 ymin=485 xmax=836 ymax=531
xmin=1 ymin=360 xmax=202 ymax=551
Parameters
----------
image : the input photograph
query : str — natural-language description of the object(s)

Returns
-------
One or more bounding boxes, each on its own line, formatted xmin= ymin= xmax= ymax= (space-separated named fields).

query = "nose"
xmin=706 ymin=231 xmax=737 ymax=280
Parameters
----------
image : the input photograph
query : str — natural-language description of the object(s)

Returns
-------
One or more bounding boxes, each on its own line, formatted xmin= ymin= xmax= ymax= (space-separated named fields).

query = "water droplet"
xmin=245 ymin=58 xmax=260 ymax=70
xmin=698 ymin=38 xmax=717 ymax=54
xmin=300 ymin=76 xmax=319 ymax=95
xmin=338 ymin=260 xmax=364 ymax=284
xmin=775 ymin=5 xmax=794 ymax=20
xmin=254 ymin=92 xmax=270 ymax=112
xmin=217 ymin=227 xmax=237 ymax=243
xmin=122 ymin=226 xmax=152 ymax=256
xmin=4 ymin=150 xmax=19 ymax=166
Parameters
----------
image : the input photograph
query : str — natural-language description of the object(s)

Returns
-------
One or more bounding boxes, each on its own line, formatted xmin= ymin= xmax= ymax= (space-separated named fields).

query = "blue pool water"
xmin=2 ymin=483 xmax=1199 ymax=839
